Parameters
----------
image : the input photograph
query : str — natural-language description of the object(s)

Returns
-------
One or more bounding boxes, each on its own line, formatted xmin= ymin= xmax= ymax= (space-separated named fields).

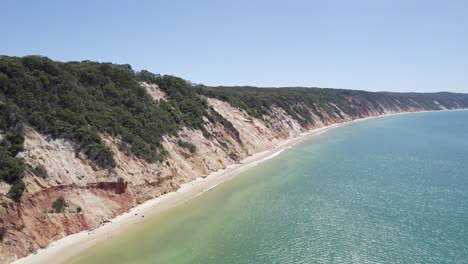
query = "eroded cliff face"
xmin=0 ymin=88 xmax=455 ymax=263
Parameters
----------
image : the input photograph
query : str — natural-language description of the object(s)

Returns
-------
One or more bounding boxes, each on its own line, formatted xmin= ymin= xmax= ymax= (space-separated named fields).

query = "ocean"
xmin=69 ymin=110 xmax=468 ymax=264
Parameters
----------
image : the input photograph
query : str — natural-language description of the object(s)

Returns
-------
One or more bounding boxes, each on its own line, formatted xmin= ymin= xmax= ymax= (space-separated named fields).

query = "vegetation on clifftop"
xmin=1 ymin=55 xmax=467 ymax=201
xmin=196 ymin=86 xmax=468 ymax=126
xmin=0 ymin=56 xmax=235 ymax=200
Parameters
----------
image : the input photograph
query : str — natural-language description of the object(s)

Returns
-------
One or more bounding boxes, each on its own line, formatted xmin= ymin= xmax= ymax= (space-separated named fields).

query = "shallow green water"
xmin=69 ymin=111 xmax=468 ymax=264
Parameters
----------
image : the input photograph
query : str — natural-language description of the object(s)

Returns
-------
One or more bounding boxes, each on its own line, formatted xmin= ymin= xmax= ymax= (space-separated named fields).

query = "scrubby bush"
xmin=52 ymin=196 xmax=67 ymax=213
xmin=0 ymin=147 xmax=24 ymax=184
xmin=7 ymin=180 xmax=25 ymax=202
xmin=177 ymin=140 xmax=196 ymax=153
xmin=1 ymin=130 xmax=24 ymax=155
xmin=32 ymin=164 xmax=48 ymax=179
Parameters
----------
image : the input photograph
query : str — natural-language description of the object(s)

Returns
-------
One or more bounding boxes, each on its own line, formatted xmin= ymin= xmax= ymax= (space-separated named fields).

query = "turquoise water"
xmin=70 ymin=111 xmax=468 ymax=264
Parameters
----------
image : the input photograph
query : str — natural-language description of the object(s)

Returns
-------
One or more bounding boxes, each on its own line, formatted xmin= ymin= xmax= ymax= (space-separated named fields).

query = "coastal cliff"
xmin=1 ymin=56 xmax=467 ymax=263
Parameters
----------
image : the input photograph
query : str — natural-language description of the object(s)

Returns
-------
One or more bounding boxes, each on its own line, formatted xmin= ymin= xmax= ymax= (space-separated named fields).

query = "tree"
xmin=7 ymin=180 xmax=25 ymax=202
xmin=52 ymin=196 xmax=67 ymax=213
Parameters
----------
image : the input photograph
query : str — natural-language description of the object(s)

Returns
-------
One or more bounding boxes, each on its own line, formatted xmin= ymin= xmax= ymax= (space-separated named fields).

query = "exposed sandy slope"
xmin=4 ymin=83 xmax=464 ymax=264
xmin=13 ymin=122 xmax=340 ymax=264
xmin=16 ymin=109 xmax=463 ymax=264
xmin=1 ymin=96 xmax=316 ymax=263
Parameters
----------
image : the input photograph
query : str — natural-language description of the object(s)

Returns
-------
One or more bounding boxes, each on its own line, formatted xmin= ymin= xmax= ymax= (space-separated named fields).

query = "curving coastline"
xmin=13 ymin=109 xmax=467 ymax=264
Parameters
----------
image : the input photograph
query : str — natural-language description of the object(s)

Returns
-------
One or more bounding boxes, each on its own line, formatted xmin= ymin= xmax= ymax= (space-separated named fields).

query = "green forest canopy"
xmin=1 ymin=55 xmax=467 ymax=201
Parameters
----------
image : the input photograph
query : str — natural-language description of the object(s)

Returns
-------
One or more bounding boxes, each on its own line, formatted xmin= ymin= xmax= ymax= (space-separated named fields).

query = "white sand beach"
xmin=13 ymin=109 xmax=466 ymax=264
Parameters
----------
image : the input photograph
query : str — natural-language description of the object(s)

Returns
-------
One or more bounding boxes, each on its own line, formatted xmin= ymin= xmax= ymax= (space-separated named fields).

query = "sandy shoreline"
xmin=12 ymin=109 xmax=467 ymax=264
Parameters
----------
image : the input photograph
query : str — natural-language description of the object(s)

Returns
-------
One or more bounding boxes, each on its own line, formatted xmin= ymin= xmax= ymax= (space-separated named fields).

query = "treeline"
xmin=1 ymin=56 xmax=467 ymax=201
xmin=0 ymin=101 xmax=25 ymax=201
xmin=196 ymin=86 xmax=468 ymax=126
xmin=0 ymin=56 xmax=237 ymax=200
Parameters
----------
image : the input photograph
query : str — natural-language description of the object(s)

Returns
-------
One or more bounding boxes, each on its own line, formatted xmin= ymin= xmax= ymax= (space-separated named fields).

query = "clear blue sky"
xmin=2 ymin=0 xmax=468 ymax=93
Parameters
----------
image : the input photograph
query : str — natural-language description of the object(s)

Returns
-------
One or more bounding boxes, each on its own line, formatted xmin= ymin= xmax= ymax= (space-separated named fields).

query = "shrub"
xmin=32 ymin=164 xmax=48 ymax=179
xmin=177 ymin=140 xmax=196 ymax=154
xmin=52 ymin=196 xmax=67 ymax=213
xmin=7 ymin=180 xmax=25 ymax=202
xmin=0 ymin=147 xmax=24 ymax=184
xmin=2 ymin=130 xmax=24 ymax=156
